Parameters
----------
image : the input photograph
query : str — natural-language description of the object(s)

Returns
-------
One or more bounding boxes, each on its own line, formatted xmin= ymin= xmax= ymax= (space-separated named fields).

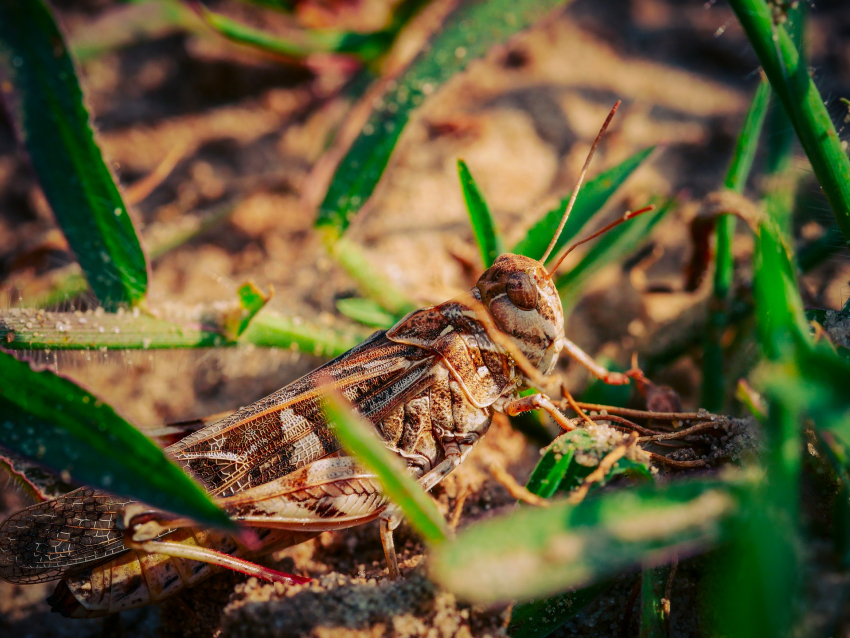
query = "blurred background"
xmin=0 ymin=0 xmax=849 ymax=635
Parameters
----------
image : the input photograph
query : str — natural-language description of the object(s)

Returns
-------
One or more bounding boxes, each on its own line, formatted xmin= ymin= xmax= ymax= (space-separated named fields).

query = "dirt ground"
xmin=1 ymin=0 xmax=849 ymax=636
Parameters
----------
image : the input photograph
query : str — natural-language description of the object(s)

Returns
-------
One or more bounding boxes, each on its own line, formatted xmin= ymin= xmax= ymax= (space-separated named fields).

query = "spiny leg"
xmin=504 ymin=393 xmax=577 ymax=431
xmin=561 ymin=336 xmax=633 ymax=385
xmin=122 ymin=535 xmax=311 ymax=585
xmin=379 ymin=510 xmax=403 ymax=580
xmin=378 ymin=445 xmax=467 ymax=579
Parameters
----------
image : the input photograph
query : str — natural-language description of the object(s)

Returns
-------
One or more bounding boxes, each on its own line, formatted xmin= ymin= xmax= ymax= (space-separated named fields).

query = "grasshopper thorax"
xmin=473 ymin=253 xmax=565 ymax=376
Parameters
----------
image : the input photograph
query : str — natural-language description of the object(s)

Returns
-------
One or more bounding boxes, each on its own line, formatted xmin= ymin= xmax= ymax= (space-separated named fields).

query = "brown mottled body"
xmin=0 ymin=254 xmax=573 ymax=616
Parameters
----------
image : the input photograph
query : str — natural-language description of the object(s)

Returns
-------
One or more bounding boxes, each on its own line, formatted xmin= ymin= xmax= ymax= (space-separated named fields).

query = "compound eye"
xmin=505 ymin=272 xmax=538 ymax=311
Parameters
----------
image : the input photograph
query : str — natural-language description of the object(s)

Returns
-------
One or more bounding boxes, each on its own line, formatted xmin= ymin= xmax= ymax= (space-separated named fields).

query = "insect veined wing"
xmin=0 ymin=488 xmax=133 ymax=584
xmin=167 ymin=331 xmax=437 ymax=497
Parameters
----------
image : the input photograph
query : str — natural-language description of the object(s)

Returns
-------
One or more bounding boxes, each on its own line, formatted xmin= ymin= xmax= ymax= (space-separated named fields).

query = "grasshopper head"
xmin=474 ymin=253 xmax=565 ymax=376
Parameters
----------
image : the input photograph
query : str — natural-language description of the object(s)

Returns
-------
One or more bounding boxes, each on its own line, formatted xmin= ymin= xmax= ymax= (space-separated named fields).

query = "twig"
xmin=648 ymin=453 xmax=707 ymax=469
xmin=638 ymin=420 xmax=732 ymax=442
xmin=573 ymin=403 xmax=720 ymax=422
xmin=449 ymin=485 xmax=470 ymax=530
xmin=486 ymin=460 xmax=550 ymax=507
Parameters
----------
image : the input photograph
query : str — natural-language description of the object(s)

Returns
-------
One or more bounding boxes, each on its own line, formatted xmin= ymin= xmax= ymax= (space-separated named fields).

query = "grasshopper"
xmin=0 ymin=102 xmax=649 ymax=618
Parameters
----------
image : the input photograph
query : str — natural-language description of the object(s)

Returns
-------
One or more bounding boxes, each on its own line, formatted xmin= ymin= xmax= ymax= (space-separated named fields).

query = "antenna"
xmin=539 ymin=100 xmax=621 ymax=265
xmin=549 ymin=205 xmax=656 ymax=274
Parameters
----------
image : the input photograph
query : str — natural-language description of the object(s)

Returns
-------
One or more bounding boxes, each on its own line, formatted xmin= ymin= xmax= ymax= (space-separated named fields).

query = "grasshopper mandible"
xmin=0 ymin=102 xmax=650 ymax=618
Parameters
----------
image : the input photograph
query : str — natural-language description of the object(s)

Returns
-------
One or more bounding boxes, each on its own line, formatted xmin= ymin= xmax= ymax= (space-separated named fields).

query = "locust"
xmin=0 ymin=102 xmax=651 ymax=618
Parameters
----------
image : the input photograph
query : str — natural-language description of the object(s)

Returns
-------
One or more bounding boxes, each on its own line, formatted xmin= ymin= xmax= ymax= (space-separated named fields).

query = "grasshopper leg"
xmin=504 ymin=393 xmax=576 ymax=431
xmin=379 ymin=446 xmax=468 ymax=579
xmin=379 ymin=511 xmax=402 ymax=580
xmin=123 ymin=535 xmax=310 ymax=585
xmin=561 ymin=337 xmax=631 ymax=385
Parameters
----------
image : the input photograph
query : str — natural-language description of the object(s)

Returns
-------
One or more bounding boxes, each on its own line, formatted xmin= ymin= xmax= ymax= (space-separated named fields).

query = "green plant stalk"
xmin=430 ymin=478 xmax=739 ymax=605
xmin=458 ymin=159 xmax=504 ymax=267
xmin=192 ymin=1 xmax=381 ymax=61
xmin=322 ymin=391 xmax=448 ymax=544
xmin=0 ymin=307 xmax=367 ymax=358
xmin=330 ymin=237 xmax=418 ymax=317
xmin=335 ymin=297 xmax=398 ymax=329
xmin=639 ymin=565 xmax=668 ymax=638
xmin=761 ymin=5 xmax=805 ymax=239
xmin=729 ymin=0 xmax=850 ymax=248
xmin=702 ymin=79 xmax=770 ymax=412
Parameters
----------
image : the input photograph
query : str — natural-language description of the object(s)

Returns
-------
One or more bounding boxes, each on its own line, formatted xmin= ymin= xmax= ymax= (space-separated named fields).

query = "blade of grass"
xmin=190 ymin=1 xmax=397 ymax=63
xmin=751 ymin=220 xmax=809 ymax=360
xmin=316 ymin=0 xmax=575 ymax=239
xmin=728 ymin=0 xmax=850 ymax=249
xmin=556 ymin=199 xmax=672 ymax=311
xmin=639 ymin=565 xmax=668 ymax=638
xmin=222 ymin=282 xmax=273 ymax=341
xmin=0 ymin=350 xmax=231 ymax=528
xmin=513 ymin=147 xmax=656 ymax=264
xmin=429 ymin=478 xmax=739 ymax=605
xmin=330 ymin=237 xmax=417 ymax=316
xmin=762 ymin=5 xmax=805 ymax=238
xmin=0 ymin=307 xmax=367 ymax=358
xmin=702 ymin=78 xmax=771 ymax=412
xmin=458 ymin=159 xmax=504 ymax=267
xmin=322 ymin=390 xmax=448 ymax=544
xmin=0 ymin=0 xmax=148 ymax=310
xmin=336 ymin=297 xmax=398 ymax=329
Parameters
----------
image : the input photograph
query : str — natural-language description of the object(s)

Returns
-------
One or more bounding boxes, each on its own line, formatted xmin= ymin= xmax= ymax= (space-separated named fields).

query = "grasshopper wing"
xmin=0 ymin=488 xmax=133 ymax=584
xmin=167 ymin=331 xmax=437 ymax=497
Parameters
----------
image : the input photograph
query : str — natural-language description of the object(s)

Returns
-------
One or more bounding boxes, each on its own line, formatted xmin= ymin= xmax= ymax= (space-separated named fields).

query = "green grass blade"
xmin=429 ymin=478 xmax=738 ymax=605
xmin=0 ymin=0 xmax=148 ymax=310
xmin=0 ymin=350 xmax=230 ymax=528
xmin=336 ymin=298 xmax=398 ymax=329
xmin=556 ymin=199 xmax=672 ymax=310
xmin=223 ymin=282 xmax=272 ymax=340
xmin=0 ymin=307 xmax=367 ymax=358
xmin=729 ymin=0 xmax=850 ymax=249
xmin=322 ymin=391 xmax=448 ymax=544
xmin=330 ymin=238 xmax=417 ymax=316
xmin=458 ymin=160 xmax=504 ymax=267
xmin=752 ymin=220 xmax=808 ymax=360
xmin=242 ymin=310 xmax=368 ymax=357
xmin=525 ymin=446 xmax=575 ymax=499
xmin=513 ymin=147 xmax=655 ymax=263
xmin=316 ymin=0 xmax=575 ymax=238
xmin=702 ymin=78 xmax=771 ymax=412
xmin=763 ymin=4 xmax=805 ymax=179
xmin=192 ymin=1 xmax=392 ymax=62
xmin=722 ymin=79 xmax=772 ymax=197
xmin=639 ymin=565 xmax=668 ymax=638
